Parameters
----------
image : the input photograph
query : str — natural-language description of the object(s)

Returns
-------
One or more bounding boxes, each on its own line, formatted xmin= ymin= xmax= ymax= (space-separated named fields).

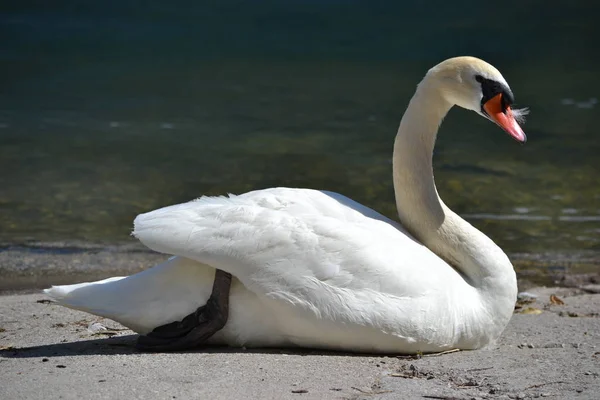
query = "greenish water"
xmin=1 ymin=2 xmax=599 ymax=262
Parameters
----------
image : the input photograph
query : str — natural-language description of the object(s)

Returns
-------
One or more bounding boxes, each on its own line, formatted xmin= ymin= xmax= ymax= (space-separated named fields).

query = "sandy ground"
xmin=1 ymin=286 xmax=598 ymax=400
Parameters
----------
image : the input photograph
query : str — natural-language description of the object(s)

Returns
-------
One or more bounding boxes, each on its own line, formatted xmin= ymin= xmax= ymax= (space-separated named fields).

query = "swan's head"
xmin=425 ymin=56 xmax=527 ymax=143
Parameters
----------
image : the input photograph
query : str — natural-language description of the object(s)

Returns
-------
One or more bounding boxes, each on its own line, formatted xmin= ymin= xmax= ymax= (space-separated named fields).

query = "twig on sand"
xmin=423 ymin=349 xmax=461 ymax=357
xmin=525 ymin=381 xmax=566 ymax=390
xmin=396 ymin=348 xmax=460 ymax=360
xmin=422 ymin=395 xmax=464 ymax=400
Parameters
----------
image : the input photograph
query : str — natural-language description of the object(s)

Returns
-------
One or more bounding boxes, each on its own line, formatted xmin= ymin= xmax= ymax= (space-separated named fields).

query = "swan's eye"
xmin=476 ymin=75 xmax=514 ymax=114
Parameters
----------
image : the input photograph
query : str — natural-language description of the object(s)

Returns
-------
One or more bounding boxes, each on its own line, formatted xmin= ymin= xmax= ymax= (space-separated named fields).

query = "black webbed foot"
xmin=136 ymin=269 xmax=232 ymax=352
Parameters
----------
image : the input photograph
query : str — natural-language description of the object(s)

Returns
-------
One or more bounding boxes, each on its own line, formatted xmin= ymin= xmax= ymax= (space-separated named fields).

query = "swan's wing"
xmin=133 ymin=188 xmax=452 ymax=321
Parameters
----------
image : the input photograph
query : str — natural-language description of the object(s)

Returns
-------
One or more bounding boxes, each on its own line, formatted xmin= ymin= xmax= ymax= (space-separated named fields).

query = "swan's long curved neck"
xmin=392 ymin=77 xmax=515 ymax=293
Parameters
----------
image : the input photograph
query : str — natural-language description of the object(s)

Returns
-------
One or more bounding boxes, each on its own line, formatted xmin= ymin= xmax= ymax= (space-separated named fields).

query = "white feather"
xmin=512 ymin=107 xmax=529 ymax=124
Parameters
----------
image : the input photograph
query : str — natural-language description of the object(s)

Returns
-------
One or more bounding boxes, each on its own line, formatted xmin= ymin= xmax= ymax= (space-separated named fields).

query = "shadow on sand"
xmin=0 ymin=335 xmax=373 ymax=359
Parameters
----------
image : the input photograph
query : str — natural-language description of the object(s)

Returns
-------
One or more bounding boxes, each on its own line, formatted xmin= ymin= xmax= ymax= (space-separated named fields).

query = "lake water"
xmin=1 ymin=2 xmax=599 ymax=267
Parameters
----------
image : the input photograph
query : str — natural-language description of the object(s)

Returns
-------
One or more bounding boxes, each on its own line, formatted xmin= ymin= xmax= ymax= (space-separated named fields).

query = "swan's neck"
xmin=392 ymin=78 xmax=516 ymax=297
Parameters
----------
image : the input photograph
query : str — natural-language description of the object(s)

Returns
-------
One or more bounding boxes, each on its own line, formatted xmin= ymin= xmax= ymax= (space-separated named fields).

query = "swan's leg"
xmin=136 ymin=269 xmax=232 ymax=352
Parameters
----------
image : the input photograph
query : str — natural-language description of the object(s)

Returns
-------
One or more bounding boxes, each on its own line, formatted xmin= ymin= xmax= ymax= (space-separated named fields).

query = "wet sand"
xmin=2 ymin=243 xmax=599 ymax=294
xmin=0 ymin=243 xmax=164 ymax=293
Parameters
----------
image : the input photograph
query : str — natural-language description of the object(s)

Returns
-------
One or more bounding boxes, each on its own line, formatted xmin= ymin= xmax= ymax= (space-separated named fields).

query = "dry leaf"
xmin=520 ymin=307 xmax=543 ymax=315
xmin=550 ymin=294 xmax=565 ymax=305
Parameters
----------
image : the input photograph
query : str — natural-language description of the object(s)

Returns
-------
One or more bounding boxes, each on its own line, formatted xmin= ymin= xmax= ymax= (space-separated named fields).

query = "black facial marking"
xmin=476 ymin=74 xmax=514 ymax=114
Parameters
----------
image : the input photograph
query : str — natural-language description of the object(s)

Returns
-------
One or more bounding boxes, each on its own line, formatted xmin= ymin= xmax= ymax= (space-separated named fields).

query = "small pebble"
xmin=543 ymin=343 xmax=565 ymax=348
xmin=87 ymin=322 xmax=109 ymax=334
xmin=527 ymin=344 xmax=535 ymax=349
xmin=489 ymin=386 xmax=500 ymax=394
xmin=517 ymin=292 xmax=538 ymax=300
xmin=41 ymin=358 xmax=48 ymax=362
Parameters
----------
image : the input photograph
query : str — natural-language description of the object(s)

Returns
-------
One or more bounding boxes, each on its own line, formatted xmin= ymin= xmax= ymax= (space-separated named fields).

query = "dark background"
xmin=1 ymin=1 xmax=599 ymax=258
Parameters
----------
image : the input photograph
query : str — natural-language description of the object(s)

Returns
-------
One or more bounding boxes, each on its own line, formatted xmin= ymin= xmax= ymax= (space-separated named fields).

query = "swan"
xmin=45 ymin=56 xmax=527 ymax=354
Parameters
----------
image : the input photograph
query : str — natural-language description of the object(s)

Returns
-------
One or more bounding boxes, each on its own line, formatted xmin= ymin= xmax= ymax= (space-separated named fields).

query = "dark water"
xmin=1 ymin=2 xmax=599 ymax=263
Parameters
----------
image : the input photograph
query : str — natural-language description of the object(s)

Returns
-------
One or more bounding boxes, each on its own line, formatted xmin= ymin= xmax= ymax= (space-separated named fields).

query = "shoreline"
xmin=1 ymin=287 xmax=598 ymax=399
xmin=0 ymin=242 xmax=164 ymax=293
xmin=1 ymin=241 xmax=599 ymax=293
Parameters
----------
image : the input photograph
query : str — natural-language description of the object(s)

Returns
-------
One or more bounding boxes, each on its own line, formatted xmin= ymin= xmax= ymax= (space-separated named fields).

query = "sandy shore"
xmin=1 ymin=286 xmax=598 ymax=400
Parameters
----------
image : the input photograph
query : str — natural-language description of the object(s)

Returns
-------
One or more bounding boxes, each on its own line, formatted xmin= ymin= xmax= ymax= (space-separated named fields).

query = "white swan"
xmin=45 ymin=56 xmax=527 ymax=354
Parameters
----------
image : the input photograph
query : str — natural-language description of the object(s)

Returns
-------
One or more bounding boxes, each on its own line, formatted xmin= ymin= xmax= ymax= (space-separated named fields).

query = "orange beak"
xmin=483 ymin=93 xmax=527 ymax=143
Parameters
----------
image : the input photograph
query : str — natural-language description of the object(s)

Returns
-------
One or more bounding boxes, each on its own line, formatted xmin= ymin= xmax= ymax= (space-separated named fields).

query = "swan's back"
xmin=133 ymin=188 xmax=456 ymax=297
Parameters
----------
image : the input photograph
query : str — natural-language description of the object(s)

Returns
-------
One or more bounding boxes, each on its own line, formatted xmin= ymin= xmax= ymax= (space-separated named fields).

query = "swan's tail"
xmin=44 ymin=276 xmax=127 ymax=316
xmin=44 ymin=256 xmax=215 ymax=334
